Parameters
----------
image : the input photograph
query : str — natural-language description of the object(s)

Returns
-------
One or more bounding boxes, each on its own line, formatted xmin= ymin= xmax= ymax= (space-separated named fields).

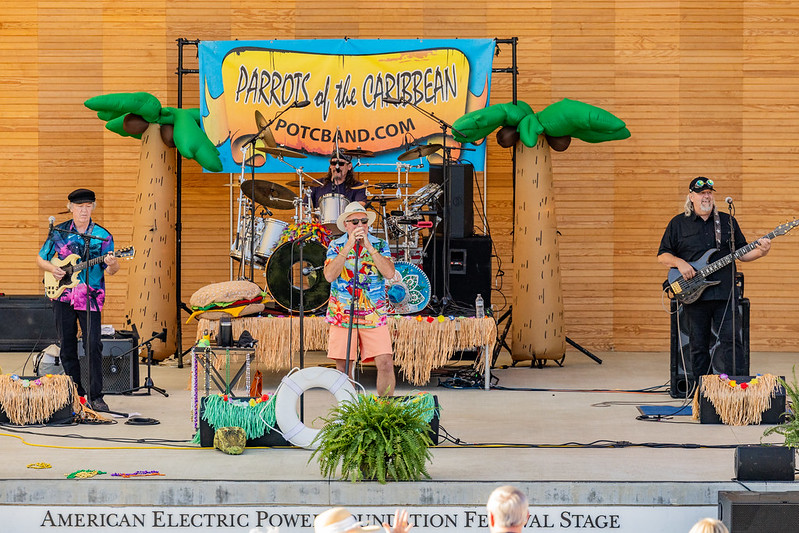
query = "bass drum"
xmin=265 ymin=241 xmax=330 ymax=312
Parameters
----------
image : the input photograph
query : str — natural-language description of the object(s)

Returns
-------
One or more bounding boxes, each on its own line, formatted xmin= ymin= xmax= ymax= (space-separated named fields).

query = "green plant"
xmin=309 ymin=393 xmax=435 ymax=483
xmin=763 ymin=366 xmax=799 ymax=448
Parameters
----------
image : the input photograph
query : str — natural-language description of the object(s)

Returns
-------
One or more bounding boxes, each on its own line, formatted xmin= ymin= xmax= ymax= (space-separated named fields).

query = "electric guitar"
xmin=43 ymin=246 xmax=135 ymax=299
xmin=663 ymin=220 xmax=799 ymax=304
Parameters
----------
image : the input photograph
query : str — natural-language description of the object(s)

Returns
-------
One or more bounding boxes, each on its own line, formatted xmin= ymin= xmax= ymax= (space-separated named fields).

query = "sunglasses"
xmin=693 ymin=179 xmax=714 ymax=188
xmin=330 ymin=160 xmax=349 ymax=166
xmin=346 ymin=218 xmax=369 ymax=225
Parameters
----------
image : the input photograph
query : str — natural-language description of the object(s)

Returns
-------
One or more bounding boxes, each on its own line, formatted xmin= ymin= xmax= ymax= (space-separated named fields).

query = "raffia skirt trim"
xmin=196 ymin=316 xmax=497 ymax=386
xmin=0 ymin=375 xmax=79 ymax=425
xmin=691 ymin=373 xmax=779 ymax=426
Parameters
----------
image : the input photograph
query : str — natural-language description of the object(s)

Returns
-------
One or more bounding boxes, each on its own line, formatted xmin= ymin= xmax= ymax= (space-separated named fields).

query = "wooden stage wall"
xmin=2 ymin=2 xmax=799 ymax=355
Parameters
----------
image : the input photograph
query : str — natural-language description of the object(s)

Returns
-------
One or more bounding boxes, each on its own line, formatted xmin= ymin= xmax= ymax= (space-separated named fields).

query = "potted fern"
xmin=309 ymin=393 xmax=436 ymax=483
xmin=763 ymin=366 xmax=799 ymax=449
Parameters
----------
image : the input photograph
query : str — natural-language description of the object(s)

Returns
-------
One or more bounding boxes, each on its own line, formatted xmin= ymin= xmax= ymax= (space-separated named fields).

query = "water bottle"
xmin=475 ymin=294 xmax=485 ymax=318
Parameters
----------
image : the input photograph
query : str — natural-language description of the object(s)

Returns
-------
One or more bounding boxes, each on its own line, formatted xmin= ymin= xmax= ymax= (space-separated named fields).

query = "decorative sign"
xmin=199 ymin=39 xmax=495 ymax=173
xmin=2 ymin=504 xmax=715 ymax=532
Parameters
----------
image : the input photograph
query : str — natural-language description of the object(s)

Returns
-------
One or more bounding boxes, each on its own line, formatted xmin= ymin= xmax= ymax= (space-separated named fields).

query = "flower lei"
xmin=719 ymin=373 xmax=761 ymax=390
xmin=8 ymin=374 xmax=51 ymax=388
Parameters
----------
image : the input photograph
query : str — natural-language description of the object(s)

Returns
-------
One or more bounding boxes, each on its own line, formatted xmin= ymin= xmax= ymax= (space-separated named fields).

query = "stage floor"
xmin=0 ymin=347 xmax=795 ymax=508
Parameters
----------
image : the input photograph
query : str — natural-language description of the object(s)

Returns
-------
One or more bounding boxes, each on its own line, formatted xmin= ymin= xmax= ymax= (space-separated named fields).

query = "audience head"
xmin=486 ymin=485 xmax=529 ymax=531
xmin=688 ymin=518 xmax=729 ymax=533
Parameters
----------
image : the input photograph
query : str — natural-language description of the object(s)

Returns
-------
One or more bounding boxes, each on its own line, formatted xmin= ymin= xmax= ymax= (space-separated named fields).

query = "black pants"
xmin=682 ymin=298 xmax=745 ymax=386
xmin=52 ymin=300 xmax=103 ymax=400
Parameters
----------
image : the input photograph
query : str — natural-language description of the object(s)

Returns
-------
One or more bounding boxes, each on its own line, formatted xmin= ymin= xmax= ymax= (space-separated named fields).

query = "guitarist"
xmin=35 ymin=189 xmax=119 ymax=412
xmin=657 ymin=177 xmax=770 ymax=392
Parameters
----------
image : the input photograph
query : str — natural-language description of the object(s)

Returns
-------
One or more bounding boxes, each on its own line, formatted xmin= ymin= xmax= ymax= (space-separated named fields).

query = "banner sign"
xmin=0 ymin=504 xmax=715 ymax=533
xmin=199 ymin=39 xmax=495 ymax=173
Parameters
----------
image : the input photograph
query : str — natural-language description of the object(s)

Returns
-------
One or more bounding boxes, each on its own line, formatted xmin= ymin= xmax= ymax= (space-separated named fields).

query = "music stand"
xmin=118 ymin=328 xmax=169 ymax=397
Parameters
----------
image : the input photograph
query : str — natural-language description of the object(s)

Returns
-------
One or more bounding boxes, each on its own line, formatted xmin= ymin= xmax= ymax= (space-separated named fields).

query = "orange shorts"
xmin=327 ymin=324 xmax=393 ymax=363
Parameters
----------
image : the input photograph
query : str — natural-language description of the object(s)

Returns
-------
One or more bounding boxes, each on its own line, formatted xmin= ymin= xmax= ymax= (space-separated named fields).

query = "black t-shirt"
xmin=658 ymin=210 xmax=747 ymax=301
xmin=310 ymin=180 xmax=367 ymax=207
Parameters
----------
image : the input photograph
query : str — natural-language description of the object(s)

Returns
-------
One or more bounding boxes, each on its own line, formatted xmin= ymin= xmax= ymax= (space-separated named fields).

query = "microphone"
xmin=383 ymin=96 xmax=404 ymax=105
xmin=153 ymin=328 xmax=167 ymax=343
xmin=301 ymin=265 xmax=324 ymax=275
xmin=48 ymin=215 xmax=55 ymax=233
xmin=292 ymin=100 xmax=311 ymax=108
xmin=725 ymin=197 xmax=734 ymax=205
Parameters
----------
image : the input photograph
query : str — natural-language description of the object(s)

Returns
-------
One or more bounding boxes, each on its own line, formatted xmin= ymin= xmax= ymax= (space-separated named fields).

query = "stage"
xmin=0 ymin=348 xmax=795 ymax=531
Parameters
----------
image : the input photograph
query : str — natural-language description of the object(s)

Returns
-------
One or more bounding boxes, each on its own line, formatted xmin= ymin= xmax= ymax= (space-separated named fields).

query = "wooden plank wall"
xmin=2 ymin=1 xmax=799 ymax=355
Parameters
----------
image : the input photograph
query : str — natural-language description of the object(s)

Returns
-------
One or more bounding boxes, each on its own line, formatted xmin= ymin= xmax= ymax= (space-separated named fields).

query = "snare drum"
xmin=254 ymin=218 xmax=288 ymax=260
xmin=318 ymin=193 xmax=349 ymax=234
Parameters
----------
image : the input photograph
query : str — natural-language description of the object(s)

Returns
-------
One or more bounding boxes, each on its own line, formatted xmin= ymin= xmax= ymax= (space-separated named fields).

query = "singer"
xmin=35 ymin=188 xmax=119 ymax=412
xmin=309 ymin=150 xmax=367 ymax=229
xmin=657 ymin=177 xmax=770 ymax=393
xmin=323 ymin=202 xmax=397 ymax=396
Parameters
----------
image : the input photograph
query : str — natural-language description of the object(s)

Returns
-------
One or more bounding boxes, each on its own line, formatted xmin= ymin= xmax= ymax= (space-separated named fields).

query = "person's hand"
xmin=104 ymin=252 xmax=119 ymax=268
xmin=756 ymin=237 xmax=771 ymax=256
xmin=51 ymin=266 xmax=66 ymax=281
xmin=676 ymin=258 xmax=695 ymax=280
xmin=383 ymin=509 xmax=412 ymax=533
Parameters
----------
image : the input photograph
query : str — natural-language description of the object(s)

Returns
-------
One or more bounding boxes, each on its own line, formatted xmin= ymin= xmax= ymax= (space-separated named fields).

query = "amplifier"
xmin=78 ymin=337 xmax=140 ymax=394
xmin=720 ymin=491 xmax=799 ymax=532
xmin=0 ymin=295 xmax=58 ymax=351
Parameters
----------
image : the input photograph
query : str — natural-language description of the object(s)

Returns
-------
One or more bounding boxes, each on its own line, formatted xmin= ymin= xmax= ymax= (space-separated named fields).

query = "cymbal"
xmin=397 ymin=144 xmax=443 ymax=161
xmin=253 ymin=111 xmax=277 ymax=147
xmin=286 ymin=177 xmax=325 ymax=187
xmin=341 ymin=148 xmax=375 ymax=158
xmin=255 ymin=145 xmax=307 ymax=159
xmin=239 ymin=179 xmax=297 ymax=209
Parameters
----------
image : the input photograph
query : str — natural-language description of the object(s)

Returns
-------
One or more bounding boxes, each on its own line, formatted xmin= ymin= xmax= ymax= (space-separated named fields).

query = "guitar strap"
xmin=713 ymin=208 xmax=722 ymax=249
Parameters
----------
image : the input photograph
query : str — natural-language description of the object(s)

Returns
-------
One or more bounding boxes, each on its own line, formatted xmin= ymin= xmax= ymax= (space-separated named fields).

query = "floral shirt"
xmin=38 ymin=219 xmax=114 ymax=312
xmin=325 ymin=233 xmax=391 ymax=328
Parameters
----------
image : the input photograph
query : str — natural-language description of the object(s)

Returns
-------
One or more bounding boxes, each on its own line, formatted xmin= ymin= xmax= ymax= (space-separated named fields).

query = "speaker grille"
xmin=78 ymin=338 xmax=140 ymax=394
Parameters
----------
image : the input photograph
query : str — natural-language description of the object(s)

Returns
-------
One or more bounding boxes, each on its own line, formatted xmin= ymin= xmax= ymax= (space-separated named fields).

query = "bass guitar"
xmin=43 ymin=246 xmax=135 ymax=299
xmin=663 ymin=220 xmax=799 ymax=304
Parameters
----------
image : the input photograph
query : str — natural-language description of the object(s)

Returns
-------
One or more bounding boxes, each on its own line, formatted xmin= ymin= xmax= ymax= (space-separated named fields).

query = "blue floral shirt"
xmin=38 ymin=219 xmax=114 ymax=312
xmin=325 ymin=233 xmax=391 ymax=328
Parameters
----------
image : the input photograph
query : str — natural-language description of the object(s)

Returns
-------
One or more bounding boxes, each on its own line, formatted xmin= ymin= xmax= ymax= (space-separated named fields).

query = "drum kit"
xmin=230 ymin=115 xmax=447 ymax=315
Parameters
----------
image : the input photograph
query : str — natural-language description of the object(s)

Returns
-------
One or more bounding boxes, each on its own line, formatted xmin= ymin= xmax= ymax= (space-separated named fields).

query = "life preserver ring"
xmin=274 ymin=367 xmax=357 ymax=449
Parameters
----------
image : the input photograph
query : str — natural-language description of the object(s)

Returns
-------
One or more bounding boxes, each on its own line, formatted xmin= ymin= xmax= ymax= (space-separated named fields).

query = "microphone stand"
xmin=118 ymin=328 xmax=169 ymax=396
xmin=344 ymin=242 xmax=361 ymax=381
xmin=241 ymin=102 xmax=306 ymax=281
xmin=389 ymin=98 xmax=467 ymax=314
xmin=52 ymin=224 xmax=108 ymax=406
xmin=727 ymin=201 xmax=737 ymax=374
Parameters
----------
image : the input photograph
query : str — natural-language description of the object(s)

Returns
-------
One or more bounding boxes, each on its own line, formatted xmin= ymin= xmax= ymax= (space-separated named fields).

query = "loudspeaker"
xmin=697 ymin=376 xmax=786 ymax=425
xmin=199 ymin=395 xmax=441 ymax=447
xmin=669 ymin=296 xmax=750 ymax=398
xmin=719 ymin=491 xmax=799 ymax=532
xmin=0 ymin=295 xmax=59 ymax=352
xmin=734 ymin=446 xmax=796 ymax=481
xmin=78 ymin=336 xmax=140 ymax=394
xmin=423 ymin=236 xmax=492 ymax=310
xmin=0 ymin=377 xmax=75 ymax=425
xmin=429 ymin=163 xmax=474 ymax=238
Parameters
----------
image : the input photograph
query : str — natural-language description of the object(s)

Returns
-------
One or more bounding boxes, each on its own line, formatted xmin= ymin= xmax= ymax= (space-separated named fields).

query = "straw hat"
xmin=314 ymin=507 xmax=381 ymax=533
xmin=336 ymin=202 xmax=377 ymax=233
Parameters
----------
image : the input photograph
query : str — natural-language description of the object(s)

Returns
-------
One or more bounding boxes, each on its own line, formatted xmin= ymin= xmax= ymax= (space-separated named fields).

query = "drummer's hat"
xmin=336 ymin=202 xmax=377 ymax=233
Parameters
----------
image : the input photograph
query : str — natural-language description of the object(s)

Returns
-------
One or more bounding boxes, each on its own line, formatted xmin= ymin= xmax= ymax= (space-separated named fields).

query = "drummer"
xmin=310 ymin=151 xmax=367 ymax=208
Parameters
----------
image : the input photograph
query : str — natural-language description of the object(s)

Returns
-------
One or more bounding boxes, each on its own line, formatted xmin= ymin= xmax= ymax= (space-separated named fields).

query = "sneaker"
xmin=90 ymin=398 xmax=109 ymax=412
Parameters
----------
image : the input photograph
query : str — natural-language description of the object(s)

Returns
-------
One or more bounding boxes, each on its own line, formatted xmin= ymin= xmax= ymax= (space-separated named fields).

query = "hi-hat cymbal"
xmin=397 ymin=144 xmax=443 ymax=161
xmin=239 ymin=179 xmax=297 ymax=209
xmin=255 ymin=145 xmax=308 ymax=159
xmin=342 ymin=148 xmax=375 ymax=158
xmin=254 ymin=111 xmax=277 ymax=148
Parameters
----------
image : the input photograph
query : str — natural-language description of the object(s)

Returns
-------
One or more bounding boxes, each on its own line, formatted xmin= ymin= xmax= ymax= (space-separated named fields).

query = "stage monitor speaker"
xmin=719 ymin=491 xmax=799 ymax=532
xmin=697 ymin=375 xmax=785 ymax=425
xmin=423 ymin=236 xmax=492 ymax=310
xmin=669 ymin=296 xmax=750 ymax=399
xmin=429 ymin=163 xmax=474 ymax=239
xmin=78 ymin=337 xmax=140 ymax=394
xmin=734 ymin=446 xmax=796 ymax=481
xmin=0 ymin=295 xmax=59 ymax=352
